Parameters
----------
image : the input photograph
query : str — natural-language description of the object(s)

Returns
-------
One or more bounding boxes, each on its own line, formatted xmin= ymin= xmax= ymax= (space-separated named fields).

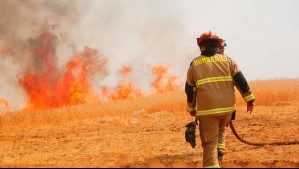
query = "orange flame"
xmin=97 ymin=66 xmax=143 ymax=101
xmin=0 ymin=99 xmax=10 ymax=111
xmin=112 ymin=66 xmax=142 ymax=100
xmin=20 ymin=32 xmax=108 ymax=110
xmin=151 ymin=64 xmax=181 ymax=92
xmin=1 ymin=46 xmax=8 ymax=55
xmin=120 ymin=66 xmax=132 ymax=75
xmin=112 ymin=80 xmax=143 ymax=100
xmin=61 ymin=47 xmax=108 ymax=105
xmin=5 ymin=31 xmax=184 ymax=111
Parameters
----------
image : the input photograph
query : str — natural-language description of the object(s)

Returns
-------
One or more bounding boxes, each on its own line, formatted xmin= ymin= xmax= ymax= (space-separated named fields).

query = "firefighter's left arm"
xmin=230 ymin=59 xmax=255 ymax=103
xmin=233 ymin=71 xmax=255 ymax=102
xmin=185 ymin=62 xmax=197 ymax=115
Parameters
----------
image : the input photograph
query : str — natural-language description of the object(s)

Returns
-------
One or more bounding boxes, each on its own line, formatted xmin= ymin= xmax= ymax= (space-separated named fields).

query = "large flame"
xmin=4 ymin=31 xmax=183 ymax=111
xmin=20 ymin=32 xmax=108 ymax=110
xmin=151 ymin=64 xmax=181 ymax=92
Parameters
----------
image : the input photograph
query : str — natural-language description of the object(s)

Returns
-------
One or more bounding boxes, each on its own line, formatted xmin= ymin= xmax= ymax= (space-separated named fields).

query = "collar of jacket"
xmin=201 ymin=48 xmax=217 ymax=57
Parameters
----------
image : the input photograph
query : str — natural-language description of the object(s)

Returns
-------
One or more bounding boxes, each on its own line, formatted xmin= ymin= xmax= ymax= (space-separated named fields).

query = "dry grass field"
xmin=0 ymin=79 xmax=299 ymax=168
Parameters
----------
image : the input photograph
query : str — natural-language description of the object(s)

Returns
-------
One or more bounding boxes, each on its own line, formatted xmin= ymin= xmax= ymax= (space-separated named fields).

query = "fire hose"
xmin=229 ymin=120 xmax=299 ymax=146
xmin=185 ymin=116 xmax=299 ymax=148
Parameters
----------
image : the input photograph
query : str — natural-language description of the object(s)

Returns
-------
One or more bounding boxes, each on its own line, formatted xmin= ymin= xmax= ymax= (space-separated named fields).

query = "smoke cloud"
xmin=0 ymin=0 xmax=190 ymax=110
xmin=0 ymin=0 xmax=86 ymax=109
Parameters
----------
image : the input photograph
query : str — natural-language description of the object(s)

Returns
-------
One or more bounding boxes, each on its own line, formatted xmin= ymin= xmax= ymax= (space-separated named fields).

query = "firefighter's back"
xmin=191 ymin=54 xmax=236 ymax=116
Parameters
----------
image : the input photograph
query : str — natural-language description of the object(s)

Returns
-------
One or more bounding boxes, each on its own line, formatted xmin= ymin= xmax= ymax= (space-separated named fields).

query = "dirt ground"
xmin=0 ymin=103 xmax=299 ymax=168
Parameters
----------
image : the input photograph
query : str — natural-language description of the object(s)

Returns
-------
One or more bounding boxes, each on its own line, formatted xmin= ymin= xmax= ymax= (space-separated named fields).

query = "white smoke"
xmin=0 ymin=0 xmax=194 ymax=110
xmin=74 ymin=0 xmax=193 ymax=91
xmin=0 ymin=0 xmax=83 ymax=110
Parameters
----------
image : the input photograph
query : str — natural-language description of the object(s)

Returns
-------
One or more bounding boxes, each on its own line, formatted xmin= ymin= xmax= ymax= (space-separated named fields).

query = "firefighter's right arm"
xmin=185 ymin=63 xmax=197 ymax=115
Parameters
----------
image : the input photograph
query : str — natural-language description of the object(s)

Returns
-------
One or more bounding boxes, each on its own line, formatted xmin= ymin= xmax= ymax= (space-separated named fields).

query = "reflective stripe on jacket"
xmin=185 ymin=54 xmax=255 ymax=116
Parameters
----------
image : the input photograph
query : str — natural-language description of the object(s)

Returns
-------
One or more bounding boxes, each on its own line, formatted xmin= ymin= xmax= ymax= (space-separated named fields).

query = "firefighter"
xmin=185 ymin=31 xmax=255 ymax=168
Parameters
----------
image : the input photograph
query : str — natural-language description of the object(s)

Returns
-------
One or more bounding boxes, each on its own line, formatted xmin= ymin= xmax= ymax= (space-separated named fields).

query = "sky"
xmin=78 ymin=0 xmax=299 ymax=81
xmin=0 ymin=0 xmax=299 ymax=109
xmin=180 ymin=0 xmax=299 ymax=80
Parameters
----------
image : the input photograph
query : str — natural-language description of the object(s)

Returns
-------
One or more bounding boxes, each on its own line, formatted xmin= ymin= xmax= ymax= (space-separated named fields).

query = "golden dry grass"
xmin=236 ymin=79 xmax=299 ymax=106
xmin=0 ymin=79 xmax=299 ymax=168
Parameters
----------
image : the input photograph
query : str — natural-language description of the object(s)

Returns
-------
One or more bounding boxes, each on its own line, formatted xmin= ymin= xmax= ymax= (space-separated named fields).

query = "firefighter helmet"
xmin=197 ymin=31 xmax=223 ymax=47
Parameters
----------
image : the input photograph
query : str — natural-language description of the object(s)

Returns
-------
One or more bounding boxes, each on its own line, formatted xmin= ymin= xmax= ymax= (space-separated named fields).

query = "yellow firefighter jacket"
xmin=185 ymin=54 xmax=255 ymax=116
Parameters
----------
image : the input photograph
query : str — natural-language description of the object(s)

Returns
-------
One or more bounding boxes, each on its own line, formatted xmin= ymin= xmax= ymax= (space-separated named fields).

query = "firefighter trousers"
xmin=198 ymin=113 xmax=232 ymax=168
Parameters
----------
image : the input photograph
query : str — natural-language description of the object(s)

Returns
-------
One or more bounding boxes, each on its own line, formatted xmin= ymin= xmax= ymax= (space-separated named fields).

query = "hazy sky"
xmin=181 ymin=0 xmax=299 ymax=80
xmin=180 ymin=0 xmax=299 ymax=80
xmin=78 ymin=0 xmax=299 ymax=81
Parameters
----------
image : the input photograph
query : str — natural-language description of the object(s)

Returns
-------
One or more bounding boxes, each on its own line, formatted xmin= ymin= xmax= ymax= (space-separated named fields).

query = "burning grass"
xmin=0 ymin=91 xmax=186 ymax=127
xmin=1 ymin=79 xmax=299 ymax=127
xmin=2 ymin=31 xmax=180 ymax=111
xmin=0 ymin=32 xmax=298 ymax=126
xmin=20 ymin=32 xmax=109 ymax=110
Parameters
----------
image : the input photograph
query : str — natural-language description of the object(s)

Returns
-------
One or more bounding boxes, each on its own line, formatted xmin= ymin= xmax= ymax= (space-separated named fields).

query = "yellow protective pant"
xmin=198 ymin=113 xmax=232 ymax=168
